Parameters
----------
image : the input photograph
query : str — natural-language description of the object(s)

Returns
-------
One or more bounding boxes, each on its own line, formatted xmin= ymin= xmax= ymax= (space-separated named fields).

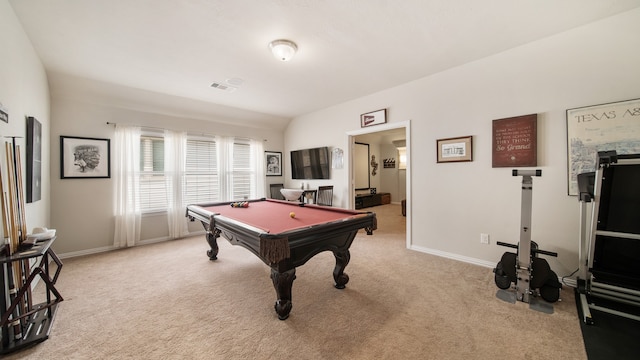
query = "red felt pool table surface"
xmin=198 ymin=199 xmax=365 ymax=234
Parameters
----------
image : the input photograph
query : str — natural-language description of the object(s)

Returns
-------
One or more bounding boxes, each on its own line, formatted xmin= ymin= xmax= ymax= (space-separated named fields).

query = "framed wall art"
xmin=566 ymin=98 xmax=640 ymax=195
xmin=265 ymin=151 xmax=282 ymax=176
xmin=437 ymin=136 xmax=473 ymax=163
xmin=331 ymin=148 xmax=344 ymax=169
xmin=60 ymin=136 xmax=111 ymax=179
xmin=26 ymin=116 xmax=42 ymax=202
xmin=0 ymin=103 xmax=8 ymax=123
xmin=492 ymin=114 xmax=537 ymax=168
xmin=360 ymin=109 xmax=387 ymax=128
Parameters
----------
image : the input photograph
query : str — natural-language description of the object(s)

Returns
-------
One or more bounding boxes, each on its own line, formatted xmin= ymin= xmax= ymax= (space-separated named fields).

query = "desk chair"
xmin=316 ymin=186 xmax=333 ymax=206
xmin=302 ymin=190 xmax=317 ymax=204
xmin=270 ymin=183 xmax=285 ymax=200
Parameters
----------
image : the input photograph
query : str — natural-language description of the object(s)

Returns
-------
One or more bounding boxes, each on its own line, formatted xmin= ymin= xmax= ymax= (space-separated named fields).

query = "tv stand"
xmin=355 ymin=192 xmax=390 ymax=209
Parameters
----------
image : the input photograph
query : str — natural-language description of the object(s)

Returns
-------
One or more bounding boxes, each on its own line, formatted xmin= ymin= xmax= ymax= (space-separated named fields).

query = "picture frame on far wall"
xmin=360 ymin=109 xmax=387 ymax=128
xmin=566 ymin=98 xmax=640 ymax=195
xmin=60 ymin=136 xmax=111 ymax=179
xmin=436 ymin=136 xmax=473 ymax=163
xmin=265 ymin=151 xmax=282 ymax=176
xmin=0 ymin=103 xmax=8 ymax=123
xmin=26 ymin=117 xmax=42 ymax=202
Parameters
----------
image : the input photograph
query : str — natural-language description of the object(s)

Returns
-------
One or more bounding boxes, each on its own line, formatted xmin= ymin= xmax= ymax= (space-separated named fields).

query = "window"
xmin=231 ymin=139 xmax=252 ymax=200
xmin=140 ymin=135 xmax=168 ymax=212
xmin=184 ymin=137 xmax=219 ymax=205
xmin=138 ymin=133 xmax=260 ymax=214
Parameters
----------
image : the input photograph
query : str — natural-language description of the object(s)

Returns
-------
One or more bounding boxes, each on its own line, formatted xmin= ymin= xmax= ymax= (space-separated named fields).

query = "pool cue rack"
xmin=0 ymin=139 xmax=63 ymax=354
xmin=493 ymin=170 xmax=562 ymax=305
xmin=576 ymin=151 xmax=640 ymax=325
xmin=1 ymin=237 xmax=63 ymax=354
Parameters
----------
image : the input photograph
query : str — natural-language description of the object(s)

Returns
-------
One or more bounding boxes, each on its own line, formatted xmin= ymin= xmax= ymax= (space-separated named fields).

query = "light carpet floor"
xmin=5 ymin=204 xmax=587 ymax=359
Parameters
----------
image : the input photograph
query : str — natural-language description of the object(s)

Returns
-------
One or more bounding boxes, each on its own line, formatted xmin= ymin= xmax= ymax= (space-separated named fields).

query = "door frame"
xmin=346 ymin=120 xmax=411 ymax=249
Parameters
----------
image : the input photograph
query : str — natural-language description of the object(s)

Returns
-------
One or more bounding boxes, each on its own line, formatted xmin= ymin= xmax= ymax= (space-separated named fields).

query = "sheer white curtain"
xmin=218 ymin=136 xmax=232 ymax=201
xmin=165 ymin=130 xmax=188 ymax=239
xmin=113 ymin=124 xmax=141 ymax=248
xmin=217 ymin=137 xmax=265 ymax=200
xmin=251 ymin=139 xmax=265 ymax=199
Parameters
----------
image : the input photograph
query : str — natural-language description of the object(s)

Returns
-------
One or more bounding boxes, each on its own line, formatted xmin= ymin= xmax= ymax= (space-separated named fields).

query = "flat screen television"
xmin=291 ymin=146 xmax=330 ymax=179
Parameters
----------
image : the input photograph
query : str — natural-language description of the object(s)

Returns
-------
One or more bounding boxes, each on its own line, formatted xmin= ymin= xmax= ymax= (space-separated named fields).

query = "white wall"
xmin=49 ymin=75 xmax=285 ymax=256
xmin=380 ymin=143 xmax=404 ymax=203
xmin=5 ymin=0 xmax=639 ymax=276
xmin=0 ymin=0 xmax=50 ymax=240
xmin=285 ymin=8 xmax=640 ymax=276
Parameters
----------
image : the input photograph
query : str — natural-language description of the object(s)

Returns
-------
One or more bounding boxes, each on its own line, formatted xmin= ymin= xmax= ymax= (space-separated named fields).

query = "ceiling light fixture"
xmin=269 ymin=39 xmax=298 ymax=62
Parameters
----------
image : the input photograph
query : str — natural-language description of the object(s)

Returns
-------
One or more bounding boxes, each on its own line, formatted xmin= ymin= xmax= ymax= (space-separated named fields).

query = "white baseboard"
xmin=409 ymin=244 xmax=497 ymax=268
xmin=57 ymin=234 xmax=204 ymax=259
xmin=409 ymin=244 xmax=576 ymax=288
xmin=58 ymin=245 xmax=116 ymax=259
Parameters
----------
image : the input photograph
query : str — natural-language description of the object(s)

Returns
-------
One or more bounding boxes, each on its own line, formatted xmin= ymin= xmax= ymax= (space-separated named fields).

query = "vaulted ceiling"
xmin=10 ymin=0 xmax=640 ymax=129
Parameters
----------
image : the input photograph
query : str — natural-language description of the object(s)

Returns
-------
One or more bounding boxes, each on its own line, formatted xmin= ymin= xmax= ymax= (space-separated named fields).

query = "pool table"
xmin=186 ymin=198 xmax=377 ymax=320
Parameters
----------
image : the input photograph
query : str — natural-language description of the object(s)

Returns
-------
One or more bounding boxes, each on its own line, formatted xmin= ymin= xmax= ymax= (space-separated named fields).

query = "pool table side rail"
xmin=186 ymin=200 xmax=377 ymax=239
xmin=186 ymin=202 xmax=376 ymax=265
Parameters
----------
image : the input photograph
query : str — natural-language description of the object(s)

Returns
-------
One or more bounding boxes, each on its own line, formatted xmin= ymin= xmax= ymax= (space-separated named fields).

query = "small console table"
xmin=355 ymin=192 xmax=391 ymax=209
xmin=0 ymin=237 xmax=63 ymax=354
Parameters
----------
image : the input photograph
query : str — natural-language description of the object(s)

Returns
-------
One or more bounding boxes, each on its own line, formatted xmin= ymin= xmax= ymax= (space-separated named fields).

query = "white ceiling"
xmin=9 ymin=0 xmax=640 ymax=129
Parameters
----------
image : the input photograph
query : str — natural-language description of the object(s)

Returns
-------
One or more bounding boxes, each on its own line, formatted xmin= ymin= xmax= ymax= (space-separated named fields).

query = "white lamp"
xmin=269 ymin=39 xmax=298 ymax=61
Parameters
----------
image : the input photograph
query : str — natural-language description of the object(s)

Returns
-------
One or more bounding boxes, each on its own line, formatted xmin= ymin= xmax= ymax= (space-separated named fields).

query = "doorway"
xmin=346 ymin=120 xmax=411 ymax=248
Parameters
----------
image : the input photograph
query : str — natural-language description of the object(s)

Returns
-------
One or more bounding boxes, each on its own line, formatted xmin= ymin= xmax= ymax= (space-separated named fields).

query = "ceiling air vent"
xmin=210 ymin=82 xmax=237 ymax=93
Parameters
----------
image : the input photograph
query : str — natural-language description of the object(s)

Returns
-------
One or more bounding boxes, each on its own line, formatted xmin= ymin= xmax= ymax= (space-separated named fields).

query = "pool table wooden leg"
xmin=333 ymin=250 xmax=351 ymax=289
xmin=270 ymin=268 xmax=296 ymax=320
xmin=205 ymin=229 xmax=220 ymax=260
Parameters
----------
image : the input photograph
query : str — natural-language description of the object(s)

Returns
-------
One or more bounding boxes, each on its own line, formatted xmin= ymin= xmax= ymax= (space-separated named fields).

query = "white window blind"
xmin=139 ymin=136 xmax=168 ymax=212
xmin=231 ymin=139 xmax=252 ymax=200
xmin=183 ymin=138 xmax=219 ymax=205
xmin=138 ymin=133 xmax=259 ymax=213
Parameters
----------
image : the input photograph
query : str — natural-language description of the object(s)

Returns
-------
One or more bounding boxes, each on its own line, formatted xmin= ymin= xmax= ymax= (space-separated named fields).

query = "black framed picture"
xmin=265 ymin=151 xmax=282 ymax=176
xmin=26 ymin=116 xmax=42 ymax=202
xmin=0 ymin=105 xmax=8 ymax=123
xmin=60 ymin=136 xmax=111 ymax=179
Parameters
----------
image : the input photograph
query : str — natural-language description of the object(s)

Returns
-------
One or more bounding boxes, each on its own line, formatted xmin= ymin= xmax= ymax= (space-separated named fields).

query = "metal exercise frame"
xmin=494 ymin=170 xmax=561 ymax=305
xmin=577 ymin=151 xmax=640 ymax=325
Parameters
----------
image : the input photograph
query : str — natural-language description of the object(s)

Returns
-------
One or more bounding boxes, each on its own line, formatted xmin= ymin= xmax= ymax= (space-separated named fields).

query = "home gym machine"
xmin=576 ymin=150 xmax=640 ymax=325
xmin=493 ymin=170 xmax=561 ymax=308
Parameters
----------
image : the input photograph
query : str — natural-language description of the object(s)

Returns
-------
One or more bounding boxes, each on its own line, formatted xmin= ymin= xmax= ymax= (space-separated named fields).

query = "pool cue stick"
xmin=5 ymin=143 xmax=23 ymax=308
xmin=1 ymin=143 xmax=23 ymax=341
xmin=5 ymin=142 xmax=26 ymax=328
xmin=5 ymin=143 xmax=20 ymax=281
xmin=13 ymin=144 xmax=32 ymax=310
xmin=1 ymin=196 xmax=22 ymax=342
xmin=12 ymin=142 xmax=27 ymax=243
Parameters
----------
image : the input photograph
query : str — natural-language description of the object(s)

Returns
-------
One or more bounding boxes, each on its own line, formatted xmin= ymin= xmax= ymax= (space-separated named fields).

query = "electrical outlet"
xmin=480 ymin=233 xmax=490 ymax=244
